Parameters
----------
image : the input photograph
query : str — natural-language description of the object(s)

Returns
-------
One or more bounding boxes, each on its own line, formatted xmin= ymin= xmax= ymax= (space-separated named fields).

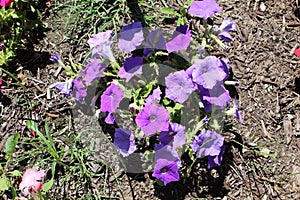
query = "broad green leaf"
xmin=159 ymin=8 xmax=180 ymax=16
xmin=4 ymin=133 xmax=20 ymax=160
xmin=10 ymin=170 xmax=21 ymax=177
xmin=42 ymin=178 xmax=54 ymax=192
xmin=0 ymin=176 xmax=9 ymax=191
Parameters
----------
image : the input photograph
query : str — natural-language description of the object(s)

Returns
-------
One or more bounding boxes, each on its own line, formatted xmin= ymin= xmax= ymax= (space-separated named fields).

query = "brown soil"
xmin=1 ymin=0 xmax=300 ymax=199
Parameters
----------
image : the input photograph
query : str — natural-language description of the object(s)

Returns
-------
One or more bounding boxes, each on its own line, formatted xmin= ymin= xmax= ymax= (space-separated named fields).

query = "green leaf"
xmin=10 ymin=170 xmax=21 ymax=177
xmin=4 ymin=133 xmax=20 ymax=160
xmin=42 ymin=178 xmax=54 ymax=192
xmin=159 ymin=8 xmax=180 ymax=16
xmin=0 ymin=176 xmax=9 ymax=191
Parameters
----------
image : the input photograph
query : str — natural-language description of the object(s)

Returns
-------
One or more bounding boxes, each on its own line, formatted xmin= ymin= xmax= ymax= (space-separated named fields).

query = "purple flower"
xmin=165 ymin=70 xmax=195 ymax=103
xmin=50 ymin=52 xmax=60 ymax=62
xmin=220 ymin=58 xmax=230 ymax=80
xmin=154 ymin=144 xmax=181 ymax=166
xmin=135 ymin=104 xmax=169 ymax=136
xmin=198 ymin=84 xmax=231 ymax=112
xmin=189 ymin=56 xmax=228 ymax=89
xmin=100 ymin=83 xmax=124 ymax=112
xmin=53 ymin=81 xmax=73 ymax=97
xmin=207 ymin=144 xmax=225 ymax=169
xmin=145 ymin=87 xmax=162 ymax=105
xmin=88 ymin=30 xmax=115 ymax=61
xmin=215 ymin=18 xmax=237 ymax=42
xmin=118 ymin=22 xmax=144 ymax=53
xmin=191 ymin=130 xmax=224 ymax=158
xmin=158 ymin=123 xmax=186 ymax=149
xmin=72 ymin=78 xmax=87 ymax=102
xmin=188 ymin=0 xmax=222 ymax=20
xmin=143 ymin=29 xmax=166 ymax=56
xmin=166 ymin=25 xmax=191 ymax=53
xmin=152 ymin=159 xmax=180 ymax=185
xmin=105 ymin=112 xmax=115 ymax=124
xmin=81 ymin=59 xmax=106 ymax=84
xmin=113 ymin=128 xmax=136 ymax=157
xmin=118 ymin=56 xmax=143 ymax=82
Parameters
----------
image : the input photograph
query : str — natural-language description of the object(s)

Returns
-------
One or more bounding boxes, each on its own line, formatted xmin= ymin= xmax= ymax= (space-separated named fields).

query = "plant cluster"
xmin=0 ymin=0 xmax=42 ymax=66
xmin=1 ymin=0 xmax=243 ymax=198
xmin=50 ymin=0 xmax=241 ymax=186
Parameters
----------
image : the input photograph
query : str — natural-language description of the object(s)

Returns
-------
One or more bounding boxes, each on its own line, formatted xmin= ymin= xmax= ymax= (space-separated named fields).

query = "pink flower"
xmin=19 ymin=168 xmax=45 ymax=196
xmin=294 ymin=48 xmax=300 ymax=57
xmin=0 ymin=0 xmax=14 ymax=7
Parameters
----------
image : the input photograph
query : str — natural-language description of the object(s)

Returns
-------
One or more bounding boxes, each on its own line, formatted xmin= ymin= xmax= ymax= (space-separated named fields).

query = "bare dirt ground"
xmin=1 ymin=0 xmax=300 ymax=199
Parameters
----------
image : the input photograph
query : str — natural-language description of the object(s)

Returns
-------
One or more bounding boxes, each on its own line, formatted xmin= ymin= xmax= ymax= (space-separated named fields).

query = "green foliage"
xmin=4 ymin=133 xmax=20 ymax=160
xmin=0 ymin=0 xmax=42 ymax=66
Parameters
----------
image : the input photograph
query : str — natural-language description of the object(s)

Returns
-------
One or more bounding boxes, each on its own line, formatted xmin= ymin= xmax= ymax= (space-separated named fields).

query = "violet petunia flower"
xmin=113 ymin=128 xmax=136 ymax=157
xmin=118 ymin=22 xmax=144 ymax=53
xmin=154 ymin=143 xmax=181 ymax=167
xmin=53 ymin=81 xmax=73 ymax=97
xmin=191 ymin=130 xmax=224 ymax=159
xmin=81 ymin=59 xmax=106 ymax=84
xmin=50 ymin=52 xmax=60 ymax=63
xmin=214 ymin=18 xmax=237 ymax=42
xmin=189 ymin=56 xmax=228 ymax=89
xmin=135 ymin=104 xmax=169 ymax=136
xmin=158 ymin=123 xmax=186 ymax=149
xmin=88 ymin=30 xmax=115 ymax=61
xmin=165 ymin=70 xmax=195 ymax=103
xmin=105 ymin=112 xmax=115 ymax=124
xmin=187 ymin=0 xmax=222 ymax=20
xmin=166 ymin=25 xmax=191 ymax=53
xmin=145 ymin=87 xmax=162 ymax=106
xmin=72 ymin=78 xmax=87 ymax=102
xmin=207 ymin=144 xmax=225 ymax=169
xmin=152 ymin=159 xmax=180 ymax=185
xmin=100 ymin=83 xmax=124 ymax=113
xmin=143 ymin=29 xmax=166 ymax=56
xmin=198 ymin=84 xmax=231 ymax=112
xmin=118 ymin=56 xmax=143 ymax=82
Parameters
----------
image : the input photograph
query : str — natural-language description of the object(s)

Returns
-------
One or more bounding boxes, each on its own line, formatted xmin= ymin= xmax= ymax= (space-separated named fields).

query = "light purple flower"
xmin=158 ymin=123 xmax=186 ymax=149
xmin=198 ymin=84 xmax=231 ymax=112
xmin=118 ymin=56 xmax=143 ymax=82
xmin=135 ymin=104 xmax=169 ymax=136
xmin=72 ymin=78 xmax=87 ymax=102
xmin=189 ymin=56 xmax=227 ymax=89
xmin=88 ymin=30 xmax=113 ymax=48
xmin=81 ymin=59 xmax=106 ymax=84
xmin=114 ymin=128 xmax=136 ymax=157
xmin=154 ymin=144 xmax=181 ymax=166
xmin=188 ymin=0 xmax=222 ymax=20
xmin=191 ymin=130 xmax=224 ymax=158
xmin=220 ymin=58 xmax=230 ymax=79
xmin=215 ymin=18 xmax=237 ymax=42
xmin=145 ymin=87 xmax=162 ymax=105
xmin=166 ymin=25 xmax=191 ymax=53
xmin=234 ymin=100 xmax=243 ymax=124
xmin=152 ymin=159 xmax=180 ymax=185
xmin=50 ymin=52 xmax=60 ymax=62
xmin=143 ymin=29 xmax=166 ymax=56
xmin=165 ymin=70 xmax=195 ymax=103
xmin=105 ymin=112 xmax=115 ymax=124
xmin=88 ymin=30 xmax=115 ymax=61
xmin=53 ymin=81 xmax=73 ymax=97
xmin=100 ymin=83 xmax=124 ymax=112
xmin=118 ymin=22 xmax=144 ymax=53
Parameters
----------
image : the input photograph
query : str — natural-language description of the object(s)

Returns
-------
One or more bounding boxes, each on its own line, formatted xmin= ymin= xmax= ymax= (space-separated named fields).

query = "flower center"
xmin=161 ymin=167 xmax=167 ymax=174
xmin=150 ymin=115 xmax=156 ymax=122
xmin=169 ymin=131 xmax=175 ymax=136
